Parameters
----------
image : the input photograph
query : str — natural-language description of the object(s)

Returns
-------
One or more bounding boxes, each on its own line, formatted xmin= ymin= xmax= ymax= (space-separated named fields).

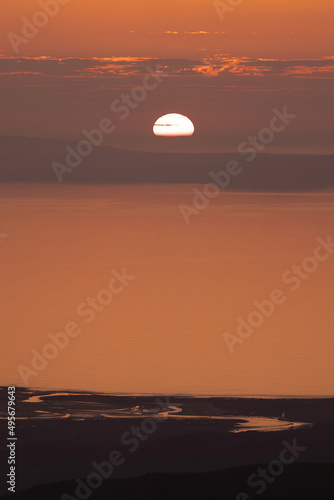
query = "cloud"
xmin=164 ymin=31 xmax=226 ymax=36
xmin=189 ymin=55 xmax=334 ymax=78
xmin=0 ymin=55 xmax=201 ymax=79
xmin=184 ymin=31 xmax=211 ymax=35
xmin=0 ymin=56 xmax=164 ymax=77
xmin=0 ymin=55 xmax=333 ymax=89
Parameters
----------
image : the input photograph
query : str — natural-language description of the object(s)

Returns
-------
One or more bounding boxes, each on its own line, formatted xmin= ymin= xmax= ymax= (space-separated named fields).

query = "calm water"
xmin=0 ymin=388 xmax=313 ymax=433
xmin=1 ymin=184 xmax=333 ymax=396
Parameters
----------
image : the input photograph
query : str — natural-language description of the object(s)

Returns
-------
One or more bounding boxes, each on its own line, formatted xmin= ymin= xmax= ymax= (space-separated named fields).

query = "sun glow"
xmin=153 ymin=113 xmax=195 ymax=137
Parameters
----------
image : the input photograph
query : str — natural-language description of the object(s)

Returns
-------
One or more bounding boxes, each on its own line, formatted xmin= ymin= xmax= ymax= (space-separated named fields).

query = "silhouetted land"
xmin=0 ymin=388 xmax=333 ymax=498
xmin=1 ymin=137 xmax=334 ymax=190
xmin=1 ymin=464 xmax=334 ymax=500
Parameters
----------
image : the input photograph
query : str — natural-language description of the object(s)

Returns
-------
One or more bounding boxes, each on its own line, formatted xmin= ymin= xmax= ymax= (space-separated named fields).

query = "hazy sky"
xmin=0 ymin=0 xmax=333 ymax=152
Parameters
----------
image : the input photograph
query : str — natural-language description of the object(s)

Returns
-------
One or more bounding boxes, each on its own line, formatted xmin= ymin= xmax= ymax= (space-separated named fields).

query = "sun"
xmin=153 ymin=113 xmax=195 ymax=137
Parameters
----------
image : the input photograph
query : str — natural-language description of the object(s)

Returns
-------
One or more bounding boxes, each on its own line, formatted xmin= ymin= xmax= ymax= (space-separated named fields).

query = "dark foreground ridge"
xmin=1 ymin=391 xmax=333 ymax=499
xmin=1 ymin=136 xmax=334 ymax=190
xmin=1 ymin=464 xmax=334 ymax=500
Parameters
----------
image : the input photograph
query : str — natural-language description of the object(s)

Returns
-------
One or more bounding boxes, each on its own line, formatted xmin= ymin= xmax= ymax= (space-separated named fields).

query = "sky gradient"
xmin=0 ymin=0 xmax=333 ymax=152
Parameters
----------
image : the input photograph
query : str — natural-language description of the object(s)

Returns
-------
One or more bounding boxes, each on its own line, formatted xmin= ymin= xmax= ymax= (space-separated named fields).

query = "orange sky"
xmin=1 ymin=0 xmax=333 ymax=152
xmin=1 ymin=0 xmax=333 ymax=58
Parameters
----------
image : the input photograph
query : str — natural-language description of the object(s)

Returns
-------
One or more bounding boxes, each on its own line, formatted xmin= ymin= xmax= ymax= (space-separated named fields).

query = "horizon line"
xmin=3 ymin=387 xmax=334 ymax=399
xmin=1 ymin=135 xmax=334 ymax=157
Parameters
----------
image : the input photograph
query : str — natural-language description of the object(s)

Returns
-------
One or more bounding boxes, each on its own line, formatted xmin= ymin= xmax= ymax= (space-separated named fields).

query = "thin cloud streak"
xmin=1 ymin=55 xmax=334 ymax=79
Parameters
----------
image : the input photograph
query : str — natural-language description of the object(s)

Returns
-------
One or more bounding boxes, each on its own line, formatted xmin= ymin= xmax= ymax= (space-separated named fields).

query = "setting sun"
xmin=153 ymin=113 xmax=195 ymax=137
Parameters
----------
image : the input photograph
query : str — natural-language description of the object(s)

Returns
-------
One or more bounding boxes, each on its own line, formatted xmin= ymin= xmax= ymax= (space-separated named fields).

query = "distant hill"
xmin=2 ymin=464 xmax=334 ymax=500
xmin=0 ymin=136 xmax=333 ymax=191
